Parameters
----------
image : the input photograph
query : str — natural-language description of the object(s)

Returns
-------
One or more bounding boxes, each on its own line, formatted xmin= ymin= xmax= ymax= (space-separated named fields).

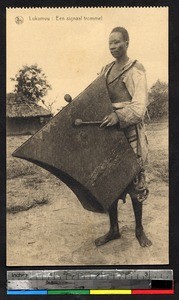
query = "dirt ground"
xmin=6 ymin=123 xmax=168 ymax=266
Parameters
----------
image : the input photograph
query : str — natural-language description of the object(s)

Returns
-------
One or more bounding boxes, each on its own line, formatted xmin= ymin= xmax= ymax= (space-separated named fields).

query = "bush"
xmin=146 ymin=80 xmax=168 ymax=122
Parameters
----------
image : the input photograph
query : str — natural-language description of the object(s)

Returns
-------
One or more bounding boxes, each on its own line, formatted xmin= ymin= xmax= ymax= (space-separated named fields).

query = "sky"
xmin=7 ymin=7 xmax=168 ymax=113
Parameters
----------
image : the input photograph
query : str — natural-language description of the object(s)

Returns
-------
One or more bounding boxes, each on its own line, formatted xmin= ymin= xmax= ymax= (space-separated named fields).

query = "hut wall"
xmin=6 ymin=116 xmax=50 ymax=136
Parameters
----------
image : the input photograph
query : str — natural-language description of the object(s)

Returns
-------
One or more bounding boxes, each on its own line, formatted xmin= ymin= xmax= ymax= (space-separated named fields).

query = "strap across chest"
xmin=106 ymin=60 xmax=137 ymax=104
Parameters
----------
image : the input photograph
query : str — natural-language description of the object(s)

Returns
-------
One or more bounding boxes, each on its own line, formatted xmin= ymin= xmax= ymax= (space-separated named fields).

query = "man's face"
xmin=109 ymin=32 xmax=128 ymax=59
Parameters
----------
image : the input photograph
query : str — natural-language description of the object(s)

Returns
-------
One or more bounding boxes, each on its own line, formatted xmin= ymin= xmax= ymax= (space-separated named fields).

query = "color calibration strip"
xmin=7 ymin=269 xmax=174 ymax=294
xmin=7 ymin=288 xmax=174 ymax=295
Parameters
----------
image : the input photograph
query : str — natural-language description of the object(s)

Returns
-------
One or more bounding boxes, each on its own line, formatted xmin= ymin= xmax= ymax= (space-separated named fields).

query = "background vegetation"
xmin=146 ymin=80 xmax=168 ymax=122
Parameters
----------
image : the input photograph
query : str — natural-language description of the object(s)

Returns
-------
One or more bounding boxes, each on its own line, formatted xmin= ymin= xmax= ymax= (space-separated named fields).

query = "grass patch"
xmin=146 ymin=145 xmax=169 ymax=183
xmin=7 ymin=159 xmax=37 ymax=180
xmin=24 ymin=176 xmax=45 ymax=188
xmin=150 ymin=160 xmax=168 ymax=183
xmin=7 ymin=197 xmax=49 ymax=214
xmin=146 ymin=125 xmax=168 ymax=183
xmin=147 ymin=159 xmax=168 ymax=183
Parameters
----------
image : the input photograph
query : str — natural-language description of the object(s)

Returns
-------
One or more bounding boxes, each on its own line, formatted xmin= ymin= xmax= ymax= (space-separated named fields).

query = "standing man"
xmin=95 ymin=27 xmax=152 ymax=247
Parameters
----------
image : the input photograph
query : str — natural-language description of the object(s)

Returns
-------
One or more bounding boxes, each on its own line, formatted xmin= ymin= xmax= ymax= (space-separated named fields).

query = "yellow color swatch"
xmin=90 ymin=290 xmax=132 ymax=295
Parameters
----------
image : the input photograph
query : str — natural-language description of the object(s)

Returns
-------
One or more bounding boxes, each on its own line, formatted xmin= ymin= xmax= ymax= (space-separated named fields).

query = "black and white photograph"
xmin=6 ymin=7 xmax=168 ymax=266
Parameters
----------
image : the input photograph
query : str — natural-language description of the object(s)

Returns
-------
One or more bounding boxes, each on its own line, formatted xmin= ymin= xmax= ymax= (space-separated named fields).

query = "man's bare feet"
xmin=136 ymin=228 xmax=152 ymax=247
xmin=95 ymin=230 xmax=121 ymax=247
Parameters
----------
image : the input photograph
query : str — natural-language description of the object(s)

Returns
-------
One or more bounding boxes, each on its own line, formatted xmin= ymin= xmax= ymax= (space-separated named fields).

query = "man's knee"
xmin=128 ymin=170 xmax=149 ymax=202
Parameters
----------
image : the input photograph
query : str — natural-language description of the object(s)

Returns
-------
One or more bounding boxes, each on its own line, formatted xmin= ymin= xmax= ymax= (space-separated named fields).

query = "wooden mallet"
xmin=74 ymin=119 xmax=102 ymax=126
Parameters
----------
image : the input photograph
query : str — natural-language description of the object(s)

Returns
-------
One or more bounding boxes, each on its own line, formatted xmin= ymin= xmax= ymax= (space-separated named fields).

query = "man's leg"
xmin=131 ymin=197 xmax=152 ymax=247
xmin=95 ymin=199 xmax=120 ymax=247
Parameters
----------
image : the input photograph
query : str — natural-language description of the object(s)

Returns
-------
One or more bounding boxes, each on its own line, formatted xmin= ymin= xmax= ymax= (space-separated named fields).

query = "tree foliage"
xmin=11 ymin=64 xmax=51 ymax=103
xmin=146 ymin=80 xmax=168 ymax=122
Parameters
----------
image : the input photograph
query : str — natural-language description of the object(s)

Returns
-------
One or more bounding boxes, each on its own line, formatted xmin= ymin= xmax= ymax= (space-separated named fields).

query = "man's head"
xmin=109 ymin=27 xmax=129 ymax=59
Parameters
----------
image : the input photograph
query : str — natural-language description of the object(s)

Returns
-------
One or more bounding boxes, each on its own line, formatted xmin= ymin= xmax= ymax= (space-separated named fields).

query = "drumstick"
xmin=74 ymin=119 xmax=102 ymax=126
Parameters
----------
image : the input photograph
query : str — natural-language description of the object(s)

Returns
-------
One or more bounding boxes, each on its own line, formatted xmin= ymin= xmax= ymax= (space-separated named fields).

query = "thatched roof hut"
xmin=6 ymin=93 xmax=53 ymax=135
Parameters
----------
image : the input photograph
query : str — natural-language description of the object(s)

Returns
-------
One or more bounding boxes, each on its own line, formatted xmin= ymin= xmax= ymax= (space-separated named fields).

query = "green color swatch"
xmin=48 ymin=289 xmax=90 ymax=295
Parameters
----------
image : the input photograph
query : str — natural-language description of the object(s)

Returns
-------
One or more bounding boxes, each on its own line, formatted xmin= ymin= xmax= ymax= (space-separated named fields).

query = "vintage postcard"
xmin=6 ymin=7 xmax=168 ymax=266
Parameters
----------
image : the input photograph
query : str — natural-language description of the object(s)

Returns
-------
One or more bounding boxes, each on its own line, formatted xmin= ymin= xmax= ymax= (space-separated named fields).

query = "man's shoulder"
xmin=133 ymin=61 xmax=146 ymax=73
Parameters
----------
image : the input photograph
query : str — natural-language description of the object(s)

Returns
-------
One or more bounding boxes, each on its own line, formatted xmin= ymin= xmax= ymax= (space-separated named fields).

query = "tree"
xmin=149 ymin=80 xmax=168 ymax=104
xmin=146 ymin=80 xmax=168 ymax=122
xmin=11 ymin=64 xmax=51 ymax=103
